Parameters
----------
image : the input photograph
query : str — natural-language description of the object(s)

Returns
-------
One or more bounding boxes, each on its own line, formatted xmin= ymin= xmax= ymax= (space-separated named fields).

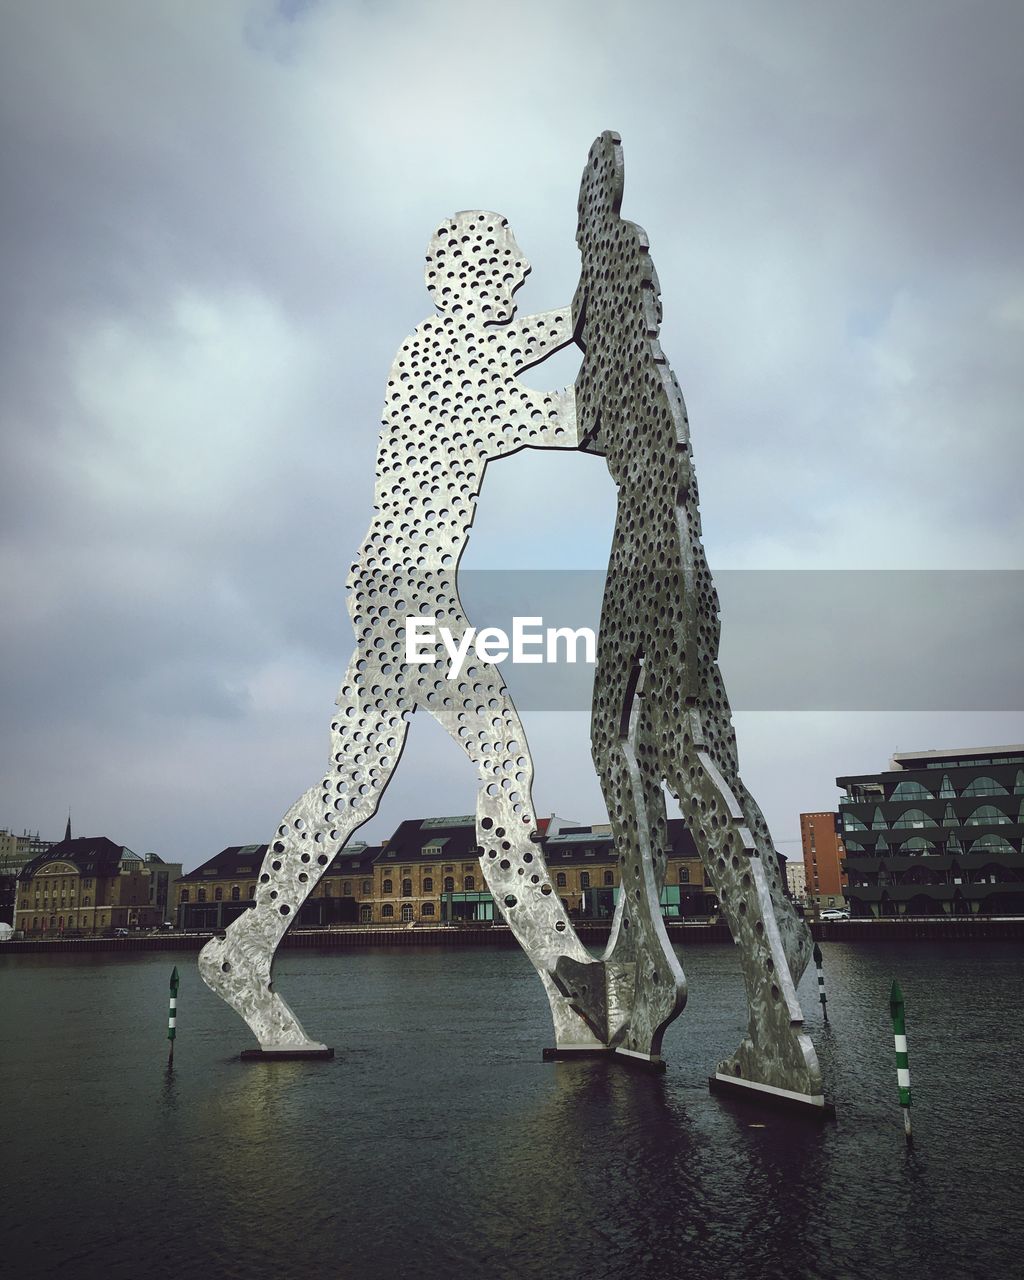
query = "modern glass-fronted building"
xmin=838 ymin=745 xmax=1024 ymax=917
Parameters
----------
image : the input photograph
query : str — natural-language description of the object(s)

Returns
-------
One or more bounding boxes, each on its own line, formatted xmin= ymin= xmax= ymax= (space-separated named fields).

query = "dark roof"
xmin=378 ymin=818 xmax=478 ymax=862
xmin=19 ymin=836 xmax=138 ymax=881
xmin=541 ymin=818 xmax=702 ymax=863
xmin=180 ymin=841 xmax=379 ymax=881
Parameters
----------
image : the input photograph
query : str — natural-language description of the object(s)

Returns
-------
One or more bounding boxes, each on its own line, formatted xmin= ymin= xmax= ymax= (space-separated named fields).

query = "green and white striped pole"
xmin=812 ymin=942 xmax=828 ymax=1022
xmin=889 ymin=978 xmax=912 ymax=1143
xmin=168 ymin=966 xmax=179 ymax=1066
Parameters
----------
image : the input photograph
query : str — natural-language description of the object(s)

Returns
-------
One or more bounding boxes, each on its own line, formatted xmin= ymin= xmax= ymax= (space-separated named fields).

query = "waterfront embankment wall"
xmin=2 ymin=916 xmax=1023 ymax=955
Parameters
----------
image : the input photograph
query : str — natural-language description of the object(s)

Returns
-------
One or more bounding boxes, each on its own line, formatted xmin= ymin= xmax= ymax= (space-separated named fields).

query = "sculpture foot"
xmin=199 ymin=930 xmax=327 ymax=1053
xmin=714 ymin=1031 xmax=826 ymax=1110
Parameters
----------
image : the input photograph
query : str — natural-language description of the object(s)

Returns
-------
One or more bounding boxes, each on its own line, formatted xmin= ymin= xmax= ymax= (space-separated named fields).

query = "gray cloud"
xmin=1 ymin=0 xmax=1021 ymax=866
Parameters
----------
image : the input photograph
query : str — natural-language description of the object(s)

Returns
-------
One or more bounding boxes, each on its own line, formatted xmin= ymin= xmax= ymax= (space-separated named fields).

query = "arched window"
xmin=603 ymin=870 xmax=614 ymax=886
xmin=381 ymin=904 xmax=394 ymax=918
xmin=382 ymin=879 xmax=393 ymax=894
xmin=402 ymin=879 xmax=412 ymax=897
xmin=197 ymin=889 xmax=206 ymax=903
xmin=871 ymin=807 xmax=886 ymax=830
xmin=890 ymin=780 xmax=934 ymax=801
xmin=678 ymin=866 xmax=690 ymax=883
xmin=842 ymin=812 xmax=868 ymax=831
xmin=900 ymin=838 xmax=935 ymax=852
xmin=969 ymin=835 xmax=1015 ymax=853
xmin=214 ymin=887 xmax=223 ymax=901
xmin=362 ymin=880 xmax=371 ymax=895
xmin=324 ymin=882 xmax=332 ymax=897
xmin=443 ymin=876 xmax=454 ymax=892
xmin=556 ymin=872 xmax=567 ymax=887
xmin=231 ymin=886 xmax=240 ymax=901
xmin=180 ymin=890 xmax=190 ymax=903
xmin=891 ymin=809 xmax=930 ymax=829
xmin=843 ymin=840 xmax=864 ymax=852
xmin=421 ymin=902 xmax=435 ymax=916
xmin=965 ymin=805 xmax=1010 ymax=826
xmin=343 ymin=881 xmax=351 ymax=896
xmin=401 ymin=904 xmax=414 ymax=922
xmin=423 ymin=877 xmax=433 ymax=892
xmin=464 ymin=875 xmax=475 ymax=891
xmin=962 ymin=776 xmax=1007 ymax=797
xmin=248 ymin=884 xmax=256 ymax=898
xmin=579 ymin=872 xmax=591 ymax=889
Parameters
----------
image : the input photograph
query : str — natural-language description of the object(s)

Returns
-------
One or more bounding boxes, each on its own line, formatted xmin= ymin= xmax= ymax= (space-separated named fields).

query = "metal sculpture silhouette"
xmin=565 ymin=132 xmax=822 ymax=1104
xmin=199 ymin=213 xmax=608 ymax=1054
xmin=199 ymin=138 xmax=825 ymax=1110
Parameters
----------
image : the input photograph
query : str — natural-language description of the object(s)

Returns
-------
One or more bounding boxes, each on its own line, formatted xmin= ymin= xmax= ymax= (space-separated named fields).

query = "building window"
xmin=966 ymin=805 xmax=1010 ymax=826
xmin=891 ymin=808 xmax=930 ymax=830
xmin=360 ymin=905 xmax=372 ymax=922
xmin=464 ymin=875 xmax=475 ymax=891
xmin=444 ymin=876 xmax=454 ymax=892
xmin=402 ymin=878 xmax=412 ymax=897
xmin=421 ymin=902 xmax=435 ymax=916
xmin=679 ymin=867 xmax=690 ymax=883
xmin=381 ymin=904 xmax=394 ymax=918
xmin=343 ymin=881 xmax=351 ymax=895
xmin=362 ymin=880 xmax=371 ymax=895
xmin=214 ymin=887 xmax=223 ymax=901
xmin=580 ymin=872 xmax=590 ymax=889
xmin=603 ymin=871 xmax=614 ymax=886
xmin=231 ymin=886 xmax=240 ymax=901
xmin=180 ymin=890 xmax=190 ymax=903
xmin=423 ymin=876 xmax=433 ymax=892
xmin=889 ymin=780 xmax=935 ymax=801
xmin=248 ymin=885 xmax=256 ymax=898
xmin=198 ymin=889 xmax=206 ymax=903
xmin=962 ymin=776 xmax=1008 ymax=797
xmin=383 ymin=879 xmax=393 ymax=894
xmin=401 ymin=904 xmax=414 ymax=922
xmin=324 ymin=883 xmax=332 ymax=897
xmin=556 ymin=872 xmax=567 ymax=887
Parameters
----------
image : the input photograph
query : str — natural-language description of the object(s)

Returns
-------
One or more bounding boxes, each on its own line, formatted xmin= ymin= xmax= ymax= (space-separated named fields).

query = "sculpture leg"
xmin=664 ymin=747 xmax=823 ymax=1103
xmin=736 ymin=781 xmax=813 ymax=985
xmin=199 ymin=655 xmax=411 ymax=1050
xmin=419 ymin=678 xmax=607 ymax=1052
xmin=591 ymin=690 xmax=687 ymax=1063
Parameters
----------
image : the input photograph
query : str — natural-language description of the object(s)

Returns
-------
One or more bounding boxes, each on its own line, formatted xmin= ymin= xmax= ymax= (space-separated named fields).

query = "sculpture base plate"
xmin=240 ymin=1047 xmax=335 ymax=1062
xmin=543 ymin=1046 xmax=667 ymax=1074
xmin=543 ymin=1046 xmax=611 ymax=1061
xmin=709 ymin=1073 xmax=836 ymax=1119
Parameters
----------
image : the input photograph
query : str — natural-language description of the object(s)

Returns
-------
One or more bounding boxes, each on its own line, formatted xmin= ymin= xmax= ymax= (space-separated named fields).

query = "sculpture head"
xmin=425 ymin=211 xmax=530 ymax=324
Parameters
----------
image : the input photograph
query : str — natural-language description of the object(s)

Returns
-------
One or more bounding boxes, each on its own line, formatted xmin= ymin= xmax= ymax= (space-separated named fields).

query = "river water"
xmin=1 ymin=941 xmax=1022 ymax=1280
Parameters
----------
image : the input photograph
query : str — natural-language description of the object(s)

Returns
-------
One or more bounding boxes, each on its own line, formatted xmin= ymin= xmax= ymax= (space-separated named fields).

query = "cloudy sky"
xmin=1 ymin=0 xmax=1021 ymax=870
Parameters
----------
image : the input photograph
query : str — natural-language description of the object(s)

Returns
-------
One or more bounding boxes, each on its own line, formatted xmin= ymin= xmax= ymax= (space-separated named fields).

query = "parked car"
xmin=820 ymin=908 xmax=850 ymax=922
xmin=113 ymin=927 xmax=130 ymax=937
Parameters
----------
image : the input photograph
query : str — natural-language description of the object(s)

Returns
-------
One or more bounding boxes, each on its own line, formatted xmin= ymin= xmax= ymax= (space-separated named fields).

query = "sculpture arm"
xmin=505 ymin=307 xmax=586 ymax=450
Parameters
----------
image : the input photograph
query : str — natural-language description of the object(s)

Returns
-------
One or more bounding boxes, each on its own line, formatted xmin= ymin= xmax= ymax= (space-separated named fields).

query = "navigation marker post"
xmin=813 ymin=943 xmax=828 ymax=1023
xmin=168 ymin=966 xmax=179 ymax=1067
xmin=889 ymin=979 xmax=912 ymax=1144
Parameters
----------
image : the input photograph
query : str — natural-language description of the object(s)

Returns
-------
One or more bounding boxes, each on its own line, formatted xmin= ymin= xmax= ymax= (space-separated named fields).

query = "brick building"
xmin=15 ymin=836 xmax=165 ymax=935
xmin=800 ymin=811 xmax=847 ymax=913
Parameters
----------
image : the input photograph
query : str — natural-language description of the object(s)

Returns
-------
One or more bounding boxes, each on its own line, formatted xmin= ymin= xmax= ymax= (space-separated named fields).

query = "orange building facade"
xmin=800 ymin=811 xmax=847 ymax=912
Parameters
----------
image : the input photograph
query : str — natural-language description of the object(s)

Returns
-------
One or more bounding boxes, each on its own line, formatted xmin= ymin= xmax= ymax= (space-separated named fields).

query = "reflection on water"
xmin=2 ymin=942 xmax=1022 ymax=1279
